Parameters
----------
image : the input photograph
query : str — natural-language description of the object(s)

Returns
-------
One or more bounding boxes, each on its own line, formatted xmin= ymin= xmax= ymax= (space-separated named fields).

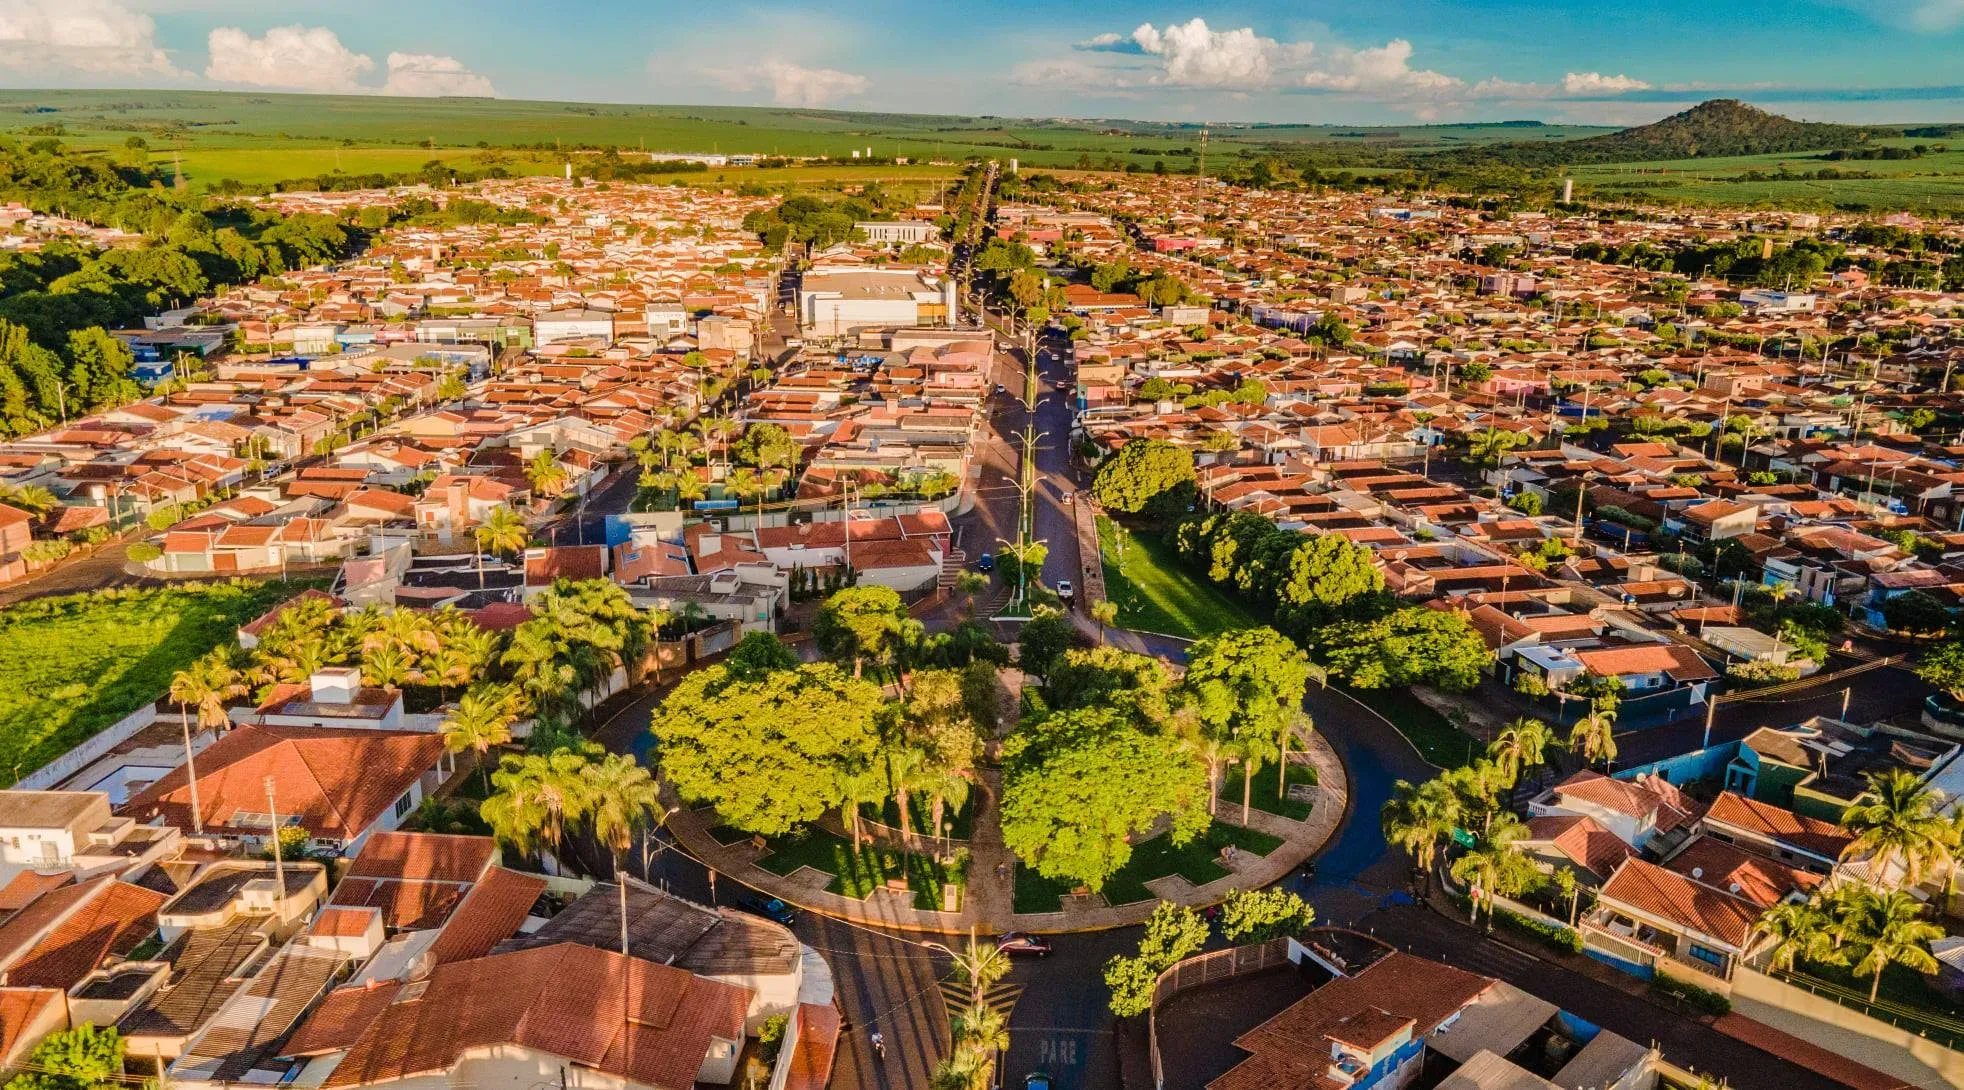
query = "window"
xmin=393 ymin=792 xmax=415 ymax=820
xmin=1687 ymin=943 xmax=1726 ymax=969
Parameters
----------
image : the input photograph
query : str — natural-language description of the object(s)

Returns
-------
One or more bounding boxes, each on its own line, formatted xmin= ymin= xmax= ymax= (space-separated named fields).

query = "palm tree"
xmin=1567 ymin=713 xmax=1618 ymax=771
xmin=1089 ymin=598 xmax=1119 ymax=642
xmin=441 ymin=683 xmax=519 ymax=792
xmin=945 ymin=932 xmax=1011 ymax=1009
xmin=1382 ymin=778 xmax=1463 ymax=892
xmin=359 ymin=644 xmax=422 ymax=690
xmin=1847 ymin=888 xmax=1943 ymax=1003
xmin=1488 ymin=717 xmax=1554 ymax=790
xmin=1752 ymin=898 xmax=1843 ymax=973
xmin=725 ymin=467 xmax=762 ymax=519
xmin=525 ymin=449 xmax=569 ymax=499
xmin=429 ymin=623 xmax=501 ymax=698
xmin=480 ymin=749 xmax=595 ymax=867
xmin=954 ymin=571 xmax=990 ymax=617
xmin=582 ymin=752 xmax=667 ymax=942
xmin=474 ymin=505 xmax=529 ymax=589
xmin=1840 ymin=769 xmax=1954 ymax=889
xmin=169 ymin=648 xmax=247 ymax=733
xmin=1450 ymin=818 xmax=1535 ymax=930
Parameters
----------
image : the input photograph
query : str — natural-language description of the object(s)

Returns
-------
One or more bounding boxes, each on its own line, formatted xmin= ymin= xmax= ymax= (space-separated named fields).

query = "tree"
xmin=1092 ymin=439 xmax=1196 ymax=517
xmin=1487 ymin=717 xmax=1555 ymax=804
xmin=1382 ymin=777 xmax=1463 ymax=891
xmin=1323 ymin=607 xmax=1491 ymax=691
xmin=725 ymin=630 xmax=799 ymax=678
xmin=1000 ymin=707 xmax=1209 ymax=892
xmin=1567 ymin=710 xmax=1618 ymax=770
xmin=582 ymin=752 xmax=666 ymax=880
xmin=1105 ymin=902 xmax=1208 ymax=1017
xmin=480 ymin=748 xmax=595 ymax=863
xmin=1847 ymin=888 xmax=1942 ymax=1003
xmin=813 ymin=585 xmax=910 ymax=677
xmin=170 ymin=647 xmax=246 ymax=733
xmin=653 ymin=662 xmax=883 ymax=836
xmin=1183 ymin=627 xmax=1317 ymax=823
xmin=525 ymin=450 xmax=569 ymax=498
xmin=473 ymin=505 xmax=528 ymax=588
xmin=1017 ymin=606 xmax=1076 ymax=680
xmin=1090 ymin=598 xmax=1119 ymax=643
xmin=442 ymin=683 xmax=519 ymax=792
xmin=1220 ymin=887 xmax=1315 ymax=943
xmin=1839 ymin=768 xmax=1953 ymax=887
xmin=1883 ymin=590 xmax=1952 ymax=636
xmin=1915 ymin=639 xmax=1964 ymax=703
xmin=5 ymin=1024 xmax=124 ymax=1090
xmin=1753 ymin=898 xmax=1843 ymax=973
xmin=1274 ymin=532 xmax=1385 ymax=619
xmin=1449 ymin=816 xmax=1536 ymax=929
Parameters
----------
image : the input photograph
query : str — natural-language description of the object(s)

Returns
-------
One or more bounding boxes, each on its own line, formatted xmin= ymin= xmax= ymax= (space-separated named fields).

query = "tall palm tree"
xmin=1488 ymin=717 xmax=1555 ymax=789
xmin=1840 ymin=769 xmax=1954 ymax=889
xmin=525 ymin=449 xmax=569 ymax=499
xmin=1848 ymin=888 xmax=1943 ymax=1003
xmin=1382 ymin=777 xmax=1463 ymax=892
xmin=474 ymin=505 xmax=529 ymax=589
xmin=946 ymin=932 xmax=1011 ymax=1009
xmin=359 ymin=644 xmax=422 ymax=690
xmin=481 ymin=749 xmax=595 ymax=867
xmin=169 ymin=648 xmax=246 ymax=733
xmin=1450 ymin=817 xmax=1535 ymax=930
xmin=1090 ymin=598 xmax=1118 ymax=643
xmin=582 ymin=750 xmax=667 ymax=943
xmin=441 ymin=683 xmax=519 ymax=792
xmin=1752 ymin=898 xmax=1843 ymax=973
xmin=1567 ymin=713 xmax=1618 ymax=771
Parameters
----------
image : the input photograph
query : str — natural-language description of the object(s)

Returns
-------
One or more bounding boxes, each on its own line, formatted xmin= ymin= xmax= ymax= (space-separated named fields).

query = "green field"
xmin=0 ymin=581 xmax=303 ymax=784
xmin=756 ymin=827 xmax=964 ymax=911
xmin=1097 ymin=516 xmax=1259 ymax=640
xmin=1011 ymin=820 xmax=1283 ymax=911
xmin=1575 ymin=137 xmax=1964 ymax=212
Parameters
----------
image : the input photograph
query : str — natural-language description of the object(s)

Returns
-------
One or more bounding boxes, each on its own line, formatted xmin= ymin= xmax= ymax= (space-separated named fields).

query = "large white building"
xmin=856 ymin=220 xmax=938 ymax=245
xmin=533 ymin=308 xmax=616 ymax=346
xmin=798 ymin=268 xmax=951 ymax=337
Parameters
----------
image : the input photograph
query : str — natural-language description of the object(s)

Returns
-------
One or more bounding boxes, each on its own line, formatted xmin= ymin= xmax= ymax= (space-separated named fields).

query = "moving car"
xmin=1056 ymin=579 xmax=1074 ymax=600
xmin=1026 ymin=1074 xmax=1053 ymax=1090
xmin=997 ymin=932 xmax=1053 ymax=957
xmin=736 ymin=893 xmax=797 ymax=926
xmin=976 ymin=552 xmax=994 ymax=572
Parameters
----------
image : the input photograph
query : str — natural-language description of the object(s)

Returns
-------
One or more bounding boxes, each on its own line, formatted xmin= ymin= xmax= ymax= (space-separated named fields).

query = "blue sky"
xmin=3 ymin=0 xmax=1962 ymax=125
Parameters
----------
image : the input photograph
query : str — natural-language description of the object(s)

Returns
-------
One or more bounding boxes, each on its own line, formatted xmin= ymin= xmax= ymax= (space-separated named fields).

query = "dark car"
xmin=976 ymin=552 xmax=994 ymax=572
xmin=1025 ymin=1073 xmax=1053 ymax=1090
xmin=998 ymin=932 xmax=1052 ymax=957
xmin=736 ymin=893 xmax=796 ymax=925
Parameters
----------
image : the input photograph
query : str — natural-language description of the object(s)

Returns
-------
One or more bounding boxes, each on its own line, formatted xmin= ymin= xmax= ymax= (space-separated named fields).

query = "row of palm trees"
xmin=633 ymin=418 xmax=800 ymax=516
xmin=1753 ymin=883 xmax=1943 ymax=1002
xmin=479 ymin=743 xmax=667 ymax=880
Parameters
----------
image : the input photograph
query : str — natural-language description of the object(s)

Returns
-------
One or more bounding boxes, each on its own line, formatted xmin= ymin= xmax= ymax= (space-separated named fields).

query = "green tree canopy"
xmin=1093 ymin=439 xmax=1196 ymax=517
xmin=813 ymin=585 xmax=912 ymax=677
xmin=1322 ymin=606 xmax=1491 ymax=691
xmin=654 ymin=662 xmax=884 ymax=835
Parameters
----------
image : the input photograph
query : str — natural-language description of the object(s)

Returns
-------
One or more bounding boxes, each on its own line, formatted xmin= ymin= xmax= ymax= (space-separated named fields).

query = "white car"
xmin=1056 ymin=579 xmax=1074 ymax=600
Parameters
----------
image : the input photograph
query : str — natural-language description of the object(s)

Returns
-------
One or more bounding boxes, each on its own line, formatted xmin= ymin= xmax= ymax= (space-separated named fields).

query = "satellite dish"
xmin=1691 ymin=867 xmax=1704 ymax=879
xmin=1729 ymin=882 xmax=1743 ymax=894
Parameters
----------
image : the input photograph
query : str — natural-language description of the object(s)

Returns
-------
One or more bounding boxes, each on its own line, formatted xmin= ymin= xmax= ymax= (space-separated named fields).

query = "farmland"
xmin=1574 ymin=137 xmax=1964 ymax=213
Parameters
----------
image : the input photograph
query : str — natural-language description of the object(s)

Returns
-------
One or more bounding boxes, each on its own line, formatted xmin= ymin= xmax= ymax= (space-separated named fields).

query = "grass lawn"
xmin=1218 ymin=762 xmax=1321 ymax=821
xmin=871 ymin=794 xmax=975 ymax=841
xmin=1348 ymin=686 xmax=1478 ymax=768
xmin=1014 ymin=821 xmax=1284 ymax=912
xmin=0 ymin=581 xmax=307 ymax=784
xmin=756 ymin=828 xmax=965 ymax=912
xmin=1790 ymin=957 xmax=1964 ymax=1047
xmin=1096 ymin=516 xmax=1259 ymax=640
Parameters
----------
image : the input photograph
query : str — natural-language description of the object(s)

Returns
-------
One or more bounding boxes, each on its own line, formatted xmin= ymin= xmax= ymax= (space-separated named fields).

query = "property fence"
xmin=1765 ymin=966 xmax=1964 ymax=1052
xmin=18 ymin=702 xmax=161 ymax=790
xmin=1147 ymin=938 xmax=1292 ymax=1090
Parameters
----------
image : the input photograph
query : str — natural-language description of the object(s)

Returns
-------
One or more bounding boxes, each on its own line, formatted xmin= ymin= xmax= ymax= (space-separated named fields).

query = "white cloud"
xmin=1560 ymin=71 xmax=1651 ymax=95
xmin=206 ymin=25 xmax=374 ymax=92
xmin=707 ymin=60 xmax=869 ymax=107
xmin=382 ymin=52 xmax=495 ymax=97
xmin=1074 ymin=32 xmax=1131 ymax=50
xmin=1129 ymin=18 xmax=1311 ymax=88
xmin=1911 ymin=0 xmax=1964 ymax=29
xmin=1301 ymin=39 xmax=1461 ymax=95
xmin=1009 ymin=58 xmax=1139 ymax=92
xmin=0 ymin=0 xmax=179 ymax=76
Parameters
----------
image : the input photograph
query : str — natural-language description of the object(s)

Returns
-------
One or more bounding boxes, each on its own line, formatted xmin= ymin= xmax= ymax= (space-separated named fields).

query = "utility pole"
xmin=264 ymin=776 xmax=286 ymax=918
xmin=180 ymin=707 xmax=204 ymax=836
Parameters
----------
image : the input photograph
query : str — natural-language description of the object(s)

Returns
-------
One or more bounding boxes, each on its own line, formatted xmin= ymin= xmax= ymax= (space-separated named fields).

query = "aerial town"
xmin=4 ymin=38 xmax=1964 ymax=1090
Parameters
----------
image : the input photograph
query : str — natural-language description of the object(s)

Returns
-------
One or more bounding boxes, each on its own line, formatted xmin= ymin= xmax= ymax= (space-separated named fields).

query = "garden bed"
xmin=1218 ymin=762 xmax=1320 ymax=821
xmin=1012 ymin=821 xmax=1283 ymax=912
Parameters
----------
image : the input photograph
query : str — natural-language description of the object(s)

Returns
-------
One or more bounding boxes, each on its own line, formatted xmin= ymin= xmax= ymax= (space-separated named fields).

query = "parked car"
xmin=1056 ymin=579 xmax=1074 ymax=600
xmin=998 ymin=932 xmax=1053 ymax=957
xmin=994 ymin=383 xmax=1007 ymax=394
xmin=736 ymin=893 xmax=796 ymax=925
xmin=976 ymin=552 xmax=994 ymax=572
xmin=1025 ymin=1074 xmax=1052 ymax=1090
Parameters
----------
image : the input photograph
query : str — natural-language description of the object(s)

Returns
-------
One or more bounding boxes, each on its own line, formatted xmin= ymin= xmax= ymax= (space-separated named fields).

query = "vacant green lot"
xmin=0 ymin=581 xmax=302 ymax=784
xmin=1097 ymin=516 xmax=1258 ymax=640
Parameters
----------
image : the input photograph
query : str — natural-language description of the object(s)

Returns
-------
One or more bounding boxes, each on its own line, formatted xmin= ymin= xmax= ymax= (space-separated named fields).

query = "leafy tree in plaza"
xmin=1104 ymin=902 xmax=1210 ymax=1017
xmin=1182 ymin=627 xmax=1318 ymax=823
xmin=1000 ymin=707 xmax=1209 ymax=892
xmin=1016 ymin=606 xmax=1077 ymax=681
xmin=1883 ymin=590 xmax=1953 ymax=636
xmin=1045 ymin=646 xmax=1177 ymax=723
xmin=1321 ymin=607 xmax=1491 ymax=691
xmin=1275 ymin=532 xmax=1385 ymax=621
xmin=653 ymin=662 xmax=884 ymax=836
xmin=1092 ymin=439 xmax=1195 ymax=517
xmin=725 ymin=630 xmax=799 ymax=678
xmin=813 ymin=585 xmax=912 ymax=677
xmin=1221 ymin=887 xmax=1316 ymax=943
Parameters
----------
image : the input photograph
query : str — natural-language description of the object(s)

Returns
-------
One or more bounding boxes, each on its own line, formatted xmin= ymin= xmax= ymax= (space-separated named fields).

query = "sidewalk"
xmin=664 ymin=726 xmax=1348 ymax=935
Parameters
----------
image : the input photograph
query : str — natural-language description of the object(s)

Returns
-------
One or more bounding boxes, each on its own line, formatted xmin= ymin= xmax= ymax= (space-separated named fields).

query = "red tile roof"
xmin=345 ymin=833 xmax=495 ymax=885
xmin=0 ymin=986 xmax=63 ymax=1064
xmin=424 ymin=867 xmax=548 ymax=966
xmin=120 ymin=725 xmax=445 ymax=843
xmin=1525 ymin=815 xmax=1632 ymax=879
xmin=1598 ymin=858 xmax=1760 ymax=949
xmin=284 ymin=981 xmax=402 ymax=1057
xmin=0 ymin=878 xmax=167 ymax=989
xmin=1703 ymin=791 xmax=1853 ymax=860
xmin=1665 ymin=837 xmax=1822 ymax=909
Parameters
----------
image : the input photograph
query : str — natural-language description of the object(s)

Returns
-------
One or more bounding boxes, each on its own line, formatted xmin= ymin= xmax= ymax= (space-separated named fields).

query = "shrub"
xmin=1493 ymin=905 xmax=1583 ymax=955
xmin=1651 ymin=973 xmax=1732 ymax=1016
xmin=1726 ymin=659 xmax=1803 ymax=685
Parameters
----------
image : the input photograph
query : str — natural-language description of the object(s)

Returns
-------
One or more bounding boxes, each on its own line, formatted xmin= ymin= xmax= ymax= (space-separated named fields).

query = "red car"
xmin=997 ymin=932 xmax=1053 ymax=957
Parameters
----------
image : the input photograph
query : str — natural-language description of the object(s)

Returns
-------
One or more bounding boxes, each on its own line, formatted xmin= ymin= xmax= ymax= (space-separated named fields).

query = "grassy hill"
xmin=1426 ymin=99 xmax=1888 ymax=169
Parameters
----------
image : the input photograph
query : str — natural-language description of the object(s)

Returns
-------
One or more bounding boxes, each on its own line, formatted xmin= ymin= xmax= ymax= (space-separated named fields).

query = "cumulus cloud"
xmin=205 ymin=25 xmax=374 ymax=92
xmin=708 ymin=60 xmax=870 ymax=107
xmin=0 ymin=0 xmax=179 ymax=76
xmin=1074 ymin=32 xmax=1136 ymax=52
xmin=1560 ymin=71 xmax=1651 ymax=95
xmin=382 ymin=52 xmax=495 ymax=97
xmin=1301 ymin=39 xmax=1461 ymax=95
xmin=1129 ymin=18 xmax=1311 ymax=88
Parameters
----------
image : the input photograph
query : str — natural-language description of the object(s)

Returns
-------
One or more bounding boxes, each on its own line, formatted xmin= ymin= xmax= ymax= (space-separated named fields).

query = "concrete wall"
xmin=1731 ymin=966 xmax=1964 ymax=1089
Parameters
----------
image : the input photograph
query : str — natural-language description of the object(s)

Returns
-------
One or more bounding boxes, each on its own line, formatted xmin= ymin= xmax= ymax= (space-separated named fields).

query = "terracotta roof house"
xmin=1518 ymin=815 xmax=1634 ymax=885
xmin=120 ymin=725 xmax=451 ymax=856
xmin=1528 ymin=771 xmax=1699 ymax=852
xmin=326 ymin=832 xmax=498 ymax=933
xmin=0 ymin=875 xmax=166 ymax=989
xmin=1698 ymin=790 xmax=1852 ymax=873
xmin=0 ymin=986 xmax=66 ymax=1066
xmin=1584 ymin=857 xmax=1761 ymax=982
